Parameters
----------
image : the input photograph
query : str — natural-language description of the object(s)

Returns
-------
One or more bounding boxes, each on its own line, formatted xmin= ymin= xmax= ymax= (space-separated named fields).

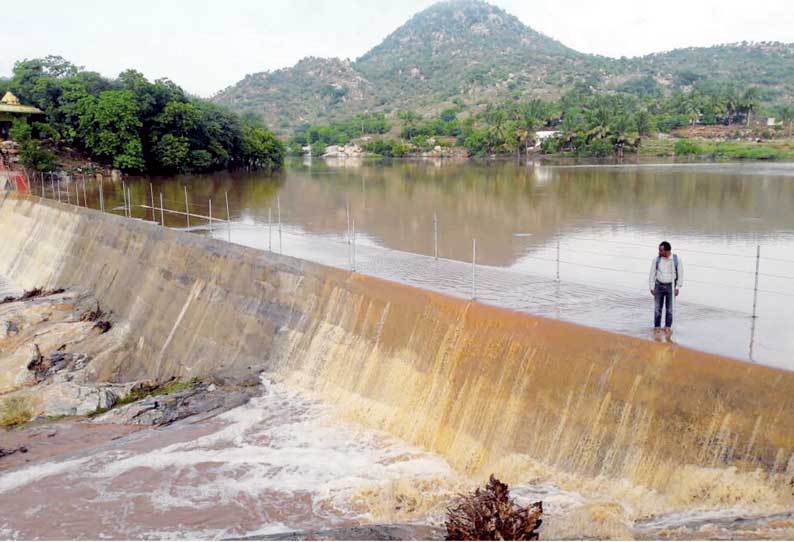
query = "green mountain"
xmin=213 ymin=0 xmax=794 ymax=134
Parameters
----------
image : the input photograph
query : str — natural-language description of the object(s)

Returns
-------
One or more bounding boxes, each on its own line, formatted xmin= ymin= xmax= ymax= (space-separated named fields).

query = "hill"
xmin=213 ymin=0 xmax=794 ymax=134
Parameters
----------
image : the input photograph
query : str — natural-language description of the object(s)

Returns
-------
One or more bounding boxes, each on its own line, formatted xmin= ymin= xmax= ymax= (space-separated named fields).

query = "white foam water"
xmin=2 ymin=377 xmax=791 ymax=540
xmin=0 ymin=378 xmax=457 ymax=539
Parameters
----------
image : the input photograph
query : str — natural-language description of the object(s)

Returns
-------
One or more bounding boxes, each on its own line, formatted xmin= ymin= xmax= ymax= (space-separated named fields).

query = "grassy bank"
xmin=639 ymin=138 xmax=794 ymax=160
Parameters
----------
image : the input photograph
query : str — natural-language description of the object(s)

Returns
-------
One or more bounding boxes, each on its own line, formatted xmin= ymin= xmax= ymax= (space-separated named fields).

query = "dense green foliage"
xmin=9 ymin=120 xmax=57 ymax=171
xmin=361 ymin=138 xmax=409 ymax=157
xmin=285 ymin=113 xmax=390 ymax=154
xmin=214 ymin=0 xmax=794 ymax=134
xmin=3 ymin=56 xmax=284 ymax=173
xmin=296 ymin=81 xmax=781 ymax=158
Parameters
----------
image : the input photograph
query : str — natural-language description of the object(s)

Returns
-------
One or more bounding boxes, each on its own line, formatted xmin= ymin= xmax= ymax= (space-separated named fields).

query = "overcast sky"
xmin=3 ymin=0 xmax=792 ymax=97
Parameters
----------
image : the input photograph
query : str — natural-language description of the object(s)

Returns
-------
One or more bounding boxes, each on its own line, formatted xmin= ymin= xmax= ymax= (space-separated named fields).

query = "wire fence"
xmin=8 ymin=168 xmax=794 ymax=315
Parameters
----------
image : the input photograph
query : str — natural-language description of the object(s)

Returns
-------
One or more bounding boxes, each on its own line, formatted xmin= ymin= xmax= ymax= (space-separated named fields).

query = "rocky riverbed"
xmin=0 ymin=287 xmax=250 ymax=424
xmin=0 ymin=288 xmax=448 ymax=540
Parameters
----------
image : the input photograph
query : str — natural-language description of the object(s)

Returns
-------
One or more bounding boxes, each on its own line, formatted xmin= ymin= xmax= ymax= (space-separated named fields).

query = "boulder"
xmin=36 ymin=381 xmax=135 ymax=416
xmin=92 ymin=384 xmax=252 ymax=426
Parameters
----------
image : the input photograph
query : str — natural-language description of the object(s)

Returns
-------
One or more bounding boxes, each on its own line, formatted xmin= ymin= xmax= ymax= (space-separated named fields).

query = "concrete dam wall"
xmin=2 ymin=192 xmax=793 ymax=499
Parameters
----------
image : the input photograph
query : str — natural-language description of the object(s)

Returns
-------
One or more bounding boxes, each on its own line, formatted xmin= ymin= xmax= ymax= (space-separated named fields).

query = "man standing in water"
xmin=650 ymin=241 xmax=683 ymax=335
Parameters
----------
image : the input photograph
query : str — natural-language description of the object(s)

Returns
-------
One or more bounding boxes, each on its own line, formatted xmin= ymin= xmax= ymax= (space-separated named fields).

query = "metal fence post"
xmin=433 ymin=212 xmax=438 ymax=260
xmin=276 ymin=196 xmax=284 ymax=254
xmin=99 ymin=177 xmax=105 ymax=213
xmin=225 ymin=191 xmax=231 ymax=242
xmin=752 ymin=244 xmax=761 ymax=319
xmin=277 ymin=196 xmax=282 ymax=253
xmin=556 ymin=239 xmax=560 ymax=282
xmin=268 ymin=207 xmax=272 ymax=251
xmin=56 ymin=176 xmax=61 ymax=203
xmin=66 ymin=181 xmax=71 ymax=205
xmin=160 ymin=193 xmax=165 ymax=226
xmin=122 ymin=181 xmax=126 ymax=216
xmin=472 ymin=238 xmax=477 ymax=300
xmin=150 ymin=183 xmax=155 ymax=223
xmin=346 ymin=202 xmax=351 ymax=244
xmin=82 ymin=174 xmax=88 ymax=207
xmin=184 ymin=186 xmax=190 ymax=229
xmin=208 ymin=198 xmax=213 ymax=234
xmin=352 ymin=219 xmax=356 ymax=272
xmin=127 ymin=186 xmax=132 ymax=218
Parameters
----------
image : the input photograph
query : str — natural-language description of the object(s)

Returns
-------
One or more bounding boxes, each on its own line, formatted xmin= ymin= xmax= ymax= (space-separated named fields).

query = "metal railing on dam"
xmin=1 ymin=190 xmax=794 ymax=509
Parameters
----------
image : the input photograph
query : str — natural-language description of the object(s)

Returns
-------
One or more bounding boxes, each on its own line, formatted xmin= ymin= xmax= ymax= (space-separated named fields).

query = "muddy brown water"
xmin=87 ymin=159 xmax=794 ymax=369
xmin=9 ymin=159 xmax=794 ymax=539
xmin=3 ymin=379 xmax=793 ymax=540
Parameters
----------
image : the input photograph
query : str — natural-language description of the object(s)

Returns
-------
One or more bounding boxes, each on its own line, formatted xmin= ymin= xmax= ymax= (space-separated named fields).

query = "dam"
xmin=1 ymin=190 xmax=794 ymax=538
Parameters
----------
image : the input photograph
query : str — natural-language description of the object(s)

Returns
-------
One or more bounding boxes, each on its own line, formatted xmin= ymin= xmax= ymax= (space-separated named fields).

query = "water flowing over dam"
xmin=2 ymin=192 xmax=794 ymax=536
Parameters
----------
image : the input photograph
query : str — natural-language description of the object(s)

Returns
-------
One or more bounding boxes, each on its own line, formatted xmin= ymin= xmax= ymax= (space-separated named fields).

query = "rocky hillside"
xmin=213 ymin=56 xmax=378 ymax=132
xmin=213 ymin=0 xmax=794 ymax=134
xmin=353 ymin=0 xmax=593 ymax=107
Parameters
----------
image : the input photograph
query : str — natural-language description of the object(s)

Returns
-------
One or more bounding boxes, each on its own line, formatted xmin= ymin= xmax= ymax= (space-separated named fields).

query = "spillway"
xmin=1 ymin=191 xmax=793 ymax=515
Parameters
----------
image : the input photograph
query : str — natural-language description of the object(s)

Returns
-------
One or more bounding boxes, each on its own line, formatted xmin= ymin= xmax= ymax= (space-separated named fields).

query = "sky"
xmin=3 ymin=0 xmax=792 ymax=97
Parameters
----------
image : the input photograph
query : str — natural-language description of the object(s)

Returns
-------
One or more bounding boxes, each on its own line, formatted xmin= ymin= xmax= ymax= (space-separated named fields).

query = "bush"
xmin=310 ymin=141 xmax=327 ymax=156
xmin=19 ymin=141 xmax=57 ymax=171
xmin=362 ymin=139 xmax=408 ymax=157
xmin=674 ymin=139 xmax=703 ymax=156
xmin=9 ymin=120 xmax=56 ymax=171
xmin=0 ymin=396 xmax=33 ymax=428
xmin=578 ymin=139 xmax=614 ymax=157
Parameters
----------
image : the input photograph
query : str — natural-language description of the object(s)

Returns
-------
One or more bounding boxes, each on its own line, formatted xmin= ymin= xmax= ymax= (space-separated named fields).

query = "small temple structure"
xmin=0 ymin=92 xmax=44 ymax=139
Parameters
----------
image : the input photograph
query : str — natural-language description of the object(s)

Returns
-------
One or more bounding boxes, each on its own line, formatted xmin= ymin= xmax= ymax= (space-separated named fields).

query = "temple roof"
xmin=0 ymin=92 xmax=44 ymax=115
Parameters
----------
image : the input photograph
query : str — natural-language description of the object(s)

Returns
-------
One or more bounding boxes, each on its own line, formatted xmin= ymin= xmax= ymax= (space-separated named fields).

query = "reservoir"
xmin=4 ymin=162 xmax=794 ymax=539
xmin=112 ymin=160 xmax=794 ymax=369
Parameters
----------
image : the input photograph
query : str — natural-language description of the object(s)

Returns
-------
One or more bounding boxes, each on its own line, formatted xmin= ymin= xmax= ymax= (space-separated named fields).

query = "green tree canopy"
xmin=6 ymin=57 xmax=284 ymax=173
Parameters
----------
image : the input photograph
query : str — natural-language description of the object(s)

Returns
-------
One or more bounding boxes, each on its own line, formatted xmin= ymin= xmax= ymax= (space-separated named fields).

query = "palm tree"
xmin=515 ymin=127 xmax=532 ymax=158
xmin=635 ymin=110 xmax=653 ymax=136
xmin=722 ymin=86 xmax=739 ymax=125
xmin=780 ymin=105 xmax=794 ymax=137
xmin=484 ymin=108 xmax=508 ymax=153
xmin=397 ymin=110 xmax=422 ymax=139
xmin=741 ymin=87 xmax=761 ymax=127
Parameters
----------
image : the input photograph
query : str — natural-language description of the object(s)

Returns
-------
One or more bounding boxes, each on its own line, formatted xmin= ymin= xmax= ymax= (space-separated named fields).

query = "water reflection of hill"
xmin=281 ymin=161 xmax=794 ymax=266
xmin=134 ymin=161 xmax=794 ymax=267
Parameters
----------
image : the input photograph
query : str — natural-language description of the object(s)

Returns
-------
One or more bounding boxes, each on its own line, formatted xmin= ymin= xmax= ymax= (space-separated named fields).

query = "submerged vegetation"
xmin=0 ymin=56 xmax=284 ymax=173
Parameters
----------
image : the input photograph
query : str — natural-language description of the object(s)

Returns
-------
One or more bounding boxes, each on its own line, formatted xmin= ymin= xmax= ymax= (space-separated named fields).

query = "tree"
xmin=397 ymin=110 xmax=422 ymax=139
xmin=77 ymin=90 xmax=144 ymax=170
xmin=241 ymin=121 xmax=285 ymax=170
xmin=483 ymin=107 xmax=509 ymax=153
xmin=781 ymin=105 xmax=794 ymax=137
xmin=4 ymin=56 xmax=284 ymax=174
xmin=9 ymin=120 xmax=56 ymax=171
xmin=635 ymin=110 xmax=654 ymax=136
xmin=440 ymin=108 xmax=458 ymax=123
xmin=153 ymin=134 xmax=190 ymax=171
xmin=741 ymin=87 xmax=761 ymax=127
xmin=722 ymin=85 xmax=740 ymax=125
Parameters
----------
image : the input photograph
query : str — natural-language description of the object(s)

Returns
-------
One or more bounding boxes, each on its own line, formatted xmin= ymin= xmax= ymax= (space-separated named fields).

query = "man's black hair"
xmin=659 ymin=241 xmax=672 ymax=251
